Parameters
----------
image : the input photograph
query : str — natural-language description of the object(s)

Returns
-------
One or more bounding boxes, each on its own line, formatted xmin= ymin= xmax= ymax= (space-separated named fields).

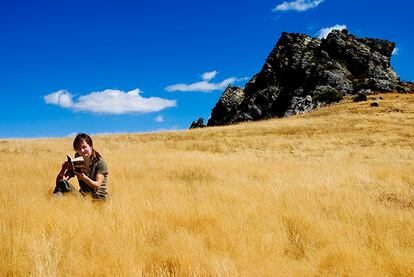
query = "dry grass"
xmin=1 ymin=93 xmax=414 ymax=276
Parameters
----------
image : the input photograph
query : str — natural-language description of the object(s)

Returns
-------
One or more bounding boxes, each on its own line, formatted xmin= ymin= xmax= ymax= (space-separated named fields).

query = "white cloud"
xmin=154 ymin=115 xmax=164 ymax=122
xmin=201 ymin=71 xmax=218 ymax=81
xmin=165 ymin=71 xmax=238 ymax=92
xmin=67 ymin=131 xmax=129 ymax=137
xmin=148 ymin=125 xmax=182 ymax=133
xmin=237 ymin=77 xmax=251 ymax=82
xmin=316 ymin=24 xmax=347 ymax=39
xmin=44 ymin=88 xmax=176 ymax=114
xmin=273 ymin=0 xmax=324 ymax=12
xmin=44 ymin=90 xmax=73 ymax=108
xmin=66 ymin=132 xmax=79 ymax=138
xmin=392 ymin=47 xmax=399 ymax=56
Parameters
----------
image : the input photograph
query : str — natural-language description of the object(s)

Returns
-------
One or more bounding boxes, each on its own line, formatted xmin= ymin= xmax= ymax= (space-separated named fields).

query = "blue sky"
xmin=1 ymin=0 xmax=413 ymax=138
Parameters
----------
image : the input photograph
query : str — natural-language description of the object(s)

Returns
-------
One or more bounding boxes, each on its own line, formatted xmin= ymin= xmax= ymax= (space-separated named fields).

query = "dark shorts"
xmin=53 ymin=180 xmax=107 ymax=201
xmin=53 ymin=179 xmax=78 ymax=194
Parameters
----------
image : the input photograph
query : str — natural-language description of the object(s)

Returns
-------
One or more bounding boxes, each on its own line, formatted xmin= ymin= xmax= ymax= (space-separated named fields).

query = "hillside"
xmin=1 ymin=93 xmax=414 ymax=276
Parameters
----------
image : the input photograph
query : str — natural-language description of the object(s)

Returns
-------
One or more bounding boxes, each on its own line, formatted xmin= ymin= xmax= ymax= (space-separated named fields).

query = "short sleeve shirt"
xmin=79 ymin=157 xmax=109 ymax=199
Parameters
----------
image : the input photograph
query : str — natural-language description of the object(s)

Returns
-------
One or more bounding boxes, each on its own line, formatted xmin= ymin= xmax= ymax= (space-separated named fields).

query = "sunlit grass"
xmin=1 ymin=93 xmax=414 ymax=276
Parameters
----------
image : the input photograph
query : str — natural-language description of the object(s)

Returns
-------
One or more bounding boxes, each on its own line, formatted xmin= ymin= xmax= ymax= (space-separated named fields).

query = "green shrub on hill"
xmin=313 ymin=86 xmax=343 ymax=103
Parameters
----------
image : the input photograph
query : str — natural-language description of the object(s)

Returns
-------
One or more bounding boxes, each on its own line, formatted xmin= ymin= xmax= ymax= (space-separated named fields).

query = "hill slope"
xmin=1 ymin=93 xmax=414 ymax=276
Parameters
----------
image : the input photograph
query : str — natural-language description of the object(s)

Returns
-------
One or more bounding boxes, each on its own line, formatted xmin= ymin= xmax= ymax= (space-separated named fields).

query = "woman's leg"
xmin=53 ymin=179 xmax=79 ymax=196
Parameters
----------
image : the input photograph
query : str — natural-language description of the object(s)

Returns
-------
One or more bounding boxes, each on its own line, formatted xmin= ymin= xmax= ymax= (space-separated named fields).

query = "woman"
xmin=53 ymin=133 xmax=109 ymax=200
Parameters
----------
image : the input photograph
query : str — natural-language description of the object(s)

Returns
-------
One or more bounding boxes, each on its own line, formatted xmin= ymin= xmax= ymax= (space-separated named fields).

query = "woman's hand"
xmin=74 ymin=172 xmax=86 ymax=180
xmin=61 ymin=161 xmax=72 ymax=171
xmin=74 ymin=173 xmax=103 ymax=190
xmin=56 ymin=162 xmax=73 ymax=184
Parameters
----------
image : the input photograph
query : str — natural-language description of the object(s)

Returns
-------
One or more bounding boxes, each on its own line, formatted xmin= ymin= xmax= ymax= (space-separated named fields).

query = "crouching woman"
xmin=53 ymin=133 xmax=109 ymax=200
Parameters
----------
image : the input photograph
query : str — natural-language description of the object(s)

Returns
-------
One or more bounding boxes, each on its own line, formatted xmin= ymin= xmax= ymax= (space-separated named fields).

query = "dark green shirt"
xmin=79 ymin=157 xmax=109 ymax=199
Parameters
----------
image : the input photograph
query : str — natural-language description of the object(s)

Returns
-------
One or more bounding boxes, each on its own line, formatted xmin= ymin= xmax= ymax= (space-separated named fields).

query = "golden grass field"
xmin=1 ymin=93 xmax=414 ymax=276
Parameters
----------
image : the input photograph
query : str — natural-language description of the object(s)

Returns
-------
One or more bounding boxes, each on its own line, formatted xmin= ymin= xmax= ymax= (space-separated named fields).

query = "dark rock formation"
xmin=353 ymin=90 xmax=369 ymax=102
xmin=208 ymin=86 xmax=245 ymax=126
xmin=207 ymin=29 xmax=400 ymax=126
xmin=189 ymin=118 xmax=206 ymax=129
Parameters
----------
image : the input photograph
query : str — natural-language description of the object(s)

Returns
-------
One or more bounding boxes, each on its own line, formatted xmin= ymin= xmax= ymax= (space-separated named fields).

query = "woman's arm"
xmin=75 ymin=172 xmax=105 ymax=190
xmin=55 ymin=162 xmax=73 ymax=184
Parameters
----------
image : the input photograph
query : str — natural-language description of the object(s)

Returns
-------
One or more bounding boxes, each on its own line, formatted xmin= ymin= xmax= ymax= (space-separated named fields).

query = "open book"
xmin=67 ymin=155 xmax=86 ymax=173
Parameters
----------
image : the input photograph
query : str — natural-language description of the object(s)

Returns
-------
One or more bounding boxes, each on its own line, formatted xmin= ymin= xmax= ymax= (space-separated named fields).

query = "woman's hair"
xmin=73 ymin=133 xmax=102 ymax=160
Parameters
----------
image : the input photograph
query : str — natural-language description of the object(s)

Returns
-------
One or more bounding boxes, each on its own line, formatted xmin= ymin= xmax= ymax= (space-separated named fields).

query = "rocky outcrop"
xmin=353 ymin=91 xmax=369 ymax=102
xmin=208 ymin=86 xmax=245 ymax=126
xmin=207 ymin=29 xmax=400 ymax=126
xmin=189 ymin=118 xmax=206 ymax=129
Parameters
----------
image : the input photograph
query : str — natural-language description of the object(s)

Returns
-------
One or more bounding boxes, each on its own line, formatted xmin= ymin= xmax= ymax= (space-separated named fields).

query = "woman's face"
xmin=76 ymin=140 xmax=92 ymax=159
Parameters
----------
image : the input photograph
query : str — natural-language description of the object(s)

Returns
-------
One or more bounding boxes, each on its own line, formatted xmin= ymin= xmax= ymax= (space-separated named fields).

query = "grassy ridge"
xmin=1 ymin=93 xmax=414 ymax=276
